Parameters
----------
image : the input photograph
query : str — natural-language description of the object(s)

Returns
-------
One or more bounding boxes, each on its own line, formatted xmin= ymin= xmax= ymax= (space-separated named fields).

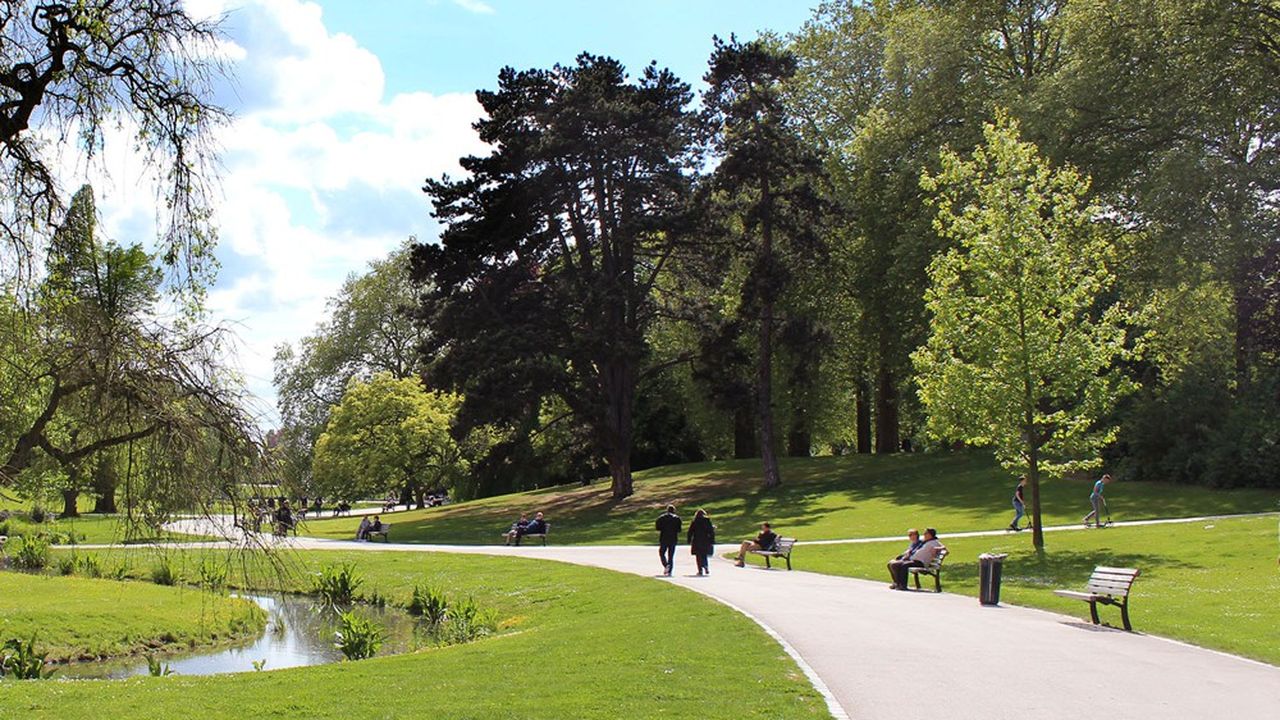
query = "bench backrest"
xmin=774 ymin=537 xmax=796 ymax=553
xmin=1085 ymin=566 xmax=1140 ymax=598
xmin=923 ymin=547 xmax=948 ymax=570
xmin=372 ymin=524 xmax=391 ymax=533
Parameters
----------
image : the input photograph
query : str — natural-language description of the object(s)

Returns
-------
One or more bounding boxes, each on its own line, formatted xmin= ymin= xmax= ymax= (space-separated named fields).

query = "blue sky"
xmin=84 ymin=0 xmax=816 ymax=423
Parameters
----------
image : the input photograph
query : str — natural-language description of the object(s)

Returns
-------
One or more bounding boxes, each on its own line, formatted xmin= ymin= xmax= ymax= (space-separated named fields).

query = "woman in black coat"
xmin=687 ymin=509 xmax=716 ymax=576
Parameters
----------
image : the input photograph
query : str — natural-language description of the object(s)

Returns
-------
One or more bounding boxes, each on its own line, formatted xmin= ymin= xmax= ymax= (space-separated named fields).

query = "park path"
xmin=278 ymin=534 xmax=1277 ymax=720
xmin=156 ymin=514 xmax=1280 ymax=719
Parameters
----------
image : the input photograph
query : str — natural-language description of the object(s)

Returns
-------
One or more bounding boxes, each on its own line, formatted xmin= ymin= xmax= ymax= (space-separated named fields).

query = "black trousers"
xmin=659 ymin=542 xmax=677 ymax=570
xmin=889 ymin=559 xmax=924 ymax=588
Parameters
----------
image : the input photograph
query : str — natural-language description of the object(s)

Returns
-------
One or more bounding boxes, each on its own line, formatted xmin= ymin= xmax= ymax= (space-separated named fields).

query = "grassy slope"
xmin=753 ymin=515 xmax=1280 ymax=664
xmin=0 ymin=573 xmax=264 ymax=662
xmin=1 ymin=549 xmax=830 ymax=720
xmin=302 ymin=453 xmax=1280 ymax=545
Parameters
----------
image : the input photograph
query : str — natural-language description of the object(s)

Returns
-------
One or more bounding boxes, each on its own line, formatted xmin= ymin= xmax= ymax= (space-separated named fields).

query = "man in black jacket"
xmin=655 ymin=504 xmax=682 ymax=576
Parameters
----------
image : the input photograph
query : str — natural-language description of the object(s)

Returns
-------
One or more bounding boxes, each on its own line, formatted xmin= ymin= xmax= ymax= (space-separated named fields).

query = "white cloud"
xmin=64 ymin=0 xmax=489 ymax=423
xmin=452 ymin=0 xmax=496 ymax=15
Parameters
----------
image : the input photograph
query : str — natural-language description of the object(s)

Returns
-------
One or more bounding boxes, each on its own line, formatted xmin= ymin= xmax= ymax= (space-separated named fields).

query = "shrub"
xmin=12 ymin=536 xmax=49 ymax=570
xmin=443 ymin=596 xmax=497 ymax=644
xmin=197 ymin=559 xmax=228 ymax=591
xmin=106 ymin=560 xmax=130 ymax=580
xmin=150 ymin=560 xmax=178 ymax=586
xmin=333 ymin=611 xmax=383 ymax=661
xmin=145 ymin=654 xmax=174 ymax=676
xmin=0 ymin=635 xmax=55 ymax=680
xmin=312 ymin=562 xmax=362 ymax=606
xmin=408 ymin=584 xmax=449 ymax=626
xmin=55 ymin=553 xmax=78 ymax=576
xmin=28 ymin=507 xmax=48 ymax=524
xmin=78 ymin=554 xmax=104 ymax=578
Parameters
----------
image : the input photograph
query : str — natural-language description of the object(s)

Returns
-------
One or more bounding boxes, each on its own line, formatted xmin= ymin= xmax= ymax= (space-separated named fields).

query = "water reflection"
xmin=59 ymin=593 xmax=421 ymax=679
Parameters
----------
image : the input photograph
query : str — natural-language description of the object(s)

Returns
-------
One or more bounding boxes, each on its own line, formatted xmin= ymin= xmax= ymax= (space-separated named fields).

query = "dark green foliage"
xmin=0 ymin=635 xmax=55 ymax=680
xmin=333 ymin=611 xmax=383 ymax=661
xmin=12 ymin=535 xmax=48 ymax=570
xmin=312 ymin=563 xmax=363 ymax=607
xmin=414 ymin=54 xmax=700 ymax=499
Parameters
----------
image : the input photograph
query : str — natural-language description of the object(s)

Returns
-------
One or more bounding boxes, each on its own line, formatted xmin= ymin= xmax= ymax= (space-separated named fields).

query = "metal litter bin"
xmin=978 ymin=553 xmax=1009 ymax=606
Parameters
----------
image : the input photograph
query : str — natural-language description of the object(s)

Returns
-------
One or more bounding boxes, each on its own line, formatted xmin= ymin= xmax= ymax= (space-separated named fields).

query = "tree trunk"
xmin=61 ymin=488 xmax=80 ymax=518
xmin=874 ymin=363 xmax=900 ymax=453
xmin=756 ymin=169 xmax=782 ymax=490
xmin=733 ymin=405 xmax=757 ymax=459
xmin=1028 ymin=442 xmax=1045 ymax=550
xmin=91 ymin=459 xmax=118 ymax=514
xmin=602 ymin=360 xmax=636 ymax=498
xmin=787 ymin=411 xmax=811 ymax=457
xmin=855 ymin=378 xmax=872 ymax=454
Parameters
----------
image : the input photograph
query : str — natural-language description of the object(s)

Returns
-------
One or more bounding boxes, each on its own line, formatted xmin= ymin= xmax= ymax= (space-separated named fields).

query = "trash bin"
xmin=978 ymin=553 xmax=1009 ymax=606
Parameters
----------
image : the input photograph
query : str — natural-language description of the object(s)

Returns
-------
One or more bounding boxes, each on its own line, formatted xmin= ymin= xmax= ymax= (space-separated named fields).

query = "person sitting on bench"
xmin=356 ymin=516 xmax=371 ymax=541
xmin=368 ymin=516 xmax=384 ymax=536
xmin=515 ymin=512 xmax=547 ymax=543
xmin=734 ymin=522 xmax=779 ymax=567
xmin=503 ymin=513 xmax=529 ymax=545
xmin=888 ymin=528 xmax=944 ymax=590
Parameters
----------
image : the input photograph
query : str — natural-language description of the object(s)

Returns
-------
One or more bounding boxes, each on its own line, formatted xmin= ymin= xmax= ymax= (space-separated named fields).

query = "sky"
xmin=78 ymin=0 xmax=818 ymax=425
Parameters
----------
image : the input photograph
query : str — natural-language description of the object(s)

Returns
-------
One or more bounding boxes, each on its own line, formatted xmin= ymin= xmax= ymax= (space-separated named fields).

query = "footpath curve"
xmin=274 ymin=534 xmax=1277 ymax=720
xmin=159 ymin=515 xmax=1280 ymax=720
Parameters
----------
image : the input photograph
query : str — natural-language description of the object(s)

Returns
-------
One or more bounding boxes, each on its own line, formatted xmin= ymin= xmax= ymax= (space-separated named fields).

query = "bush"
xmin=333 ymin=611 xmax=383 ymax=661
xmin=150 ymin=560 xmax=178 ymax=586
xmin=408 ymin=584 xmax=449 ymax=626
xmin=106 ymin=560 xmax=130 ymax=580
xmin=78 ymin=554 xmax=104 ymax=578
xmin=197 ymin=559 xmax=228 ymax=591
xmin=145 ymin=654 xmax=174 ymax=677
xmin=55 ymin=553 xmax=78 ymax=576
xmin=12 ymin=536 xmax=49 ymax=570
xmin=1 ymin=635 xmax=55 ymax=680
xmin=28 ymin=507 xmax=48 ymax=524
xmin=443 ymin=596 xmax=497 ymax=644
xmin=312 ymin=562 xmax=362 ymax=606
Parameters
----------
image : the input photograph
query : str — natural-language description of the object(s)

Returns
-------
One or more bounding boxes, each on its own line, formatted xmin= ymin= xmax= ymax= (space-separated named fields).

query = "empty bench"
xmin=749 ymin=537 xmax=797 ymax=570
xmin=908 ymin=548 xmax=949 ymax=592
xmin=1053 ymin=566 xmax=1141 ymax=631
xmin=367 ymin=524 xmax=391 ymax=542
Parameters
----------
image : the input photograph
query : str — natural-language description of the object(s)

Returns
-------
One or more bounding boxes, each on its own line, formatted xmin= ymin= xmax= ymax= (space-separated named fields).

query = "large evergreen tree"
xmin=702 ymin=37 xmax=828 ymax=488
xmin=414 ymin=55 xmax=699 ymax=498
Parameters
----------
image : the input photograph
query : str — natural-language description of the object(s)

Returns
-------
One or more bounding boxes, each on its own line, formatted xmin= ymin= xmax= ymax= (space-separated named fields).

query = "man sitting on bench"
xmin=515 ymin=512 xmax=547 ymax=544
xmin=734 ymin=522 xmax=779 ymax=567
xmin=888 ymin=527 xmax=944 ymax=590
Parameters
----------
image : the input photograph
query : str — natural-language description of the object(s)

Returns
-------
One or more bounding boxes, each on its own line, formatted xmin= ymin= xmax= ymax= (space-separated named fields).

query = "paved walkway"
xmin=158 ymin=517 xmax=1280 ymax=719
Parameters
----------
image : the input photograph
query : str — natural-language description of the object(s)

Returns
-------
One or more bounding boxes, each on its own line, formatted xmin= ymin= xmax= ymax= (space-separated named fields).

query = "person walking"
xmin=655 ymin=504 xmax=682 ymax=576
xmin=687 ymin=509 xmax=716 ymax=576
xmin=1083 ymin=474 xmax=1113 ymax=527
xmin=1009 ymin=476 xmax=1027 ymax=531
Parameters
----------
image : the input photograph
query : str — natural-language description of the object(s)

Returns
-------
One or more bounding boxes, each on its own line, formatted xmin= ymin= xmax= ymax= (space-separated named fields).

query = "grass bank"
xmin=301 ymin=453 xmax=1280 ymax=545
xmin=759 ymin=514 xmax=1280 ymax=665
xmin=0 ymin=572 xmax=264 ymax=663
xmin=0 ymin=549 xmax=830 ymax=720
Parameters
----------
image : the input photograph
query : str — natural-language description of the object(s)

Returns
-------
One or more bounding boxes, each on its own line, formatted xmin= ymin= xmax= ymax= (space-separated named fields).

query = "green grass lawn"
xmin=0 ymin=549 xmax=830 ymax=720
xmin=301 ymin=453 xmax=1280 ymax=545
xmin=759 ymin=515 xmax=1280 ymax=665
xmin=0 ymin=513 xmax=213 ymax=545
xmin=0 ymin=572 xmax=264 ymax=662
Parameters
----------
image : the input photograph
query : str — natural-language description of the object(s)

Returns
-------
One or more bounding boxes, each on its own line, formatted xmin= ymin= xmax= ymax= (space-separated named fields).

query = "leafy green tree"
xmin=312 ymin=374 xmax=474 ymax=504
xmin=702 ymin=36 xmax=828 ymax=488
xmin=913 ymin=115 xmax=1136 ymax=549
xmin=0 ymin=1 xmax=228 ymax=289
xmin=0 ymin=186 xmax=263 ymax=532
xmin=415 ymin=55 xmax=699 ymax=498
xmin=273 ymin=247 xmax=426 ymax=496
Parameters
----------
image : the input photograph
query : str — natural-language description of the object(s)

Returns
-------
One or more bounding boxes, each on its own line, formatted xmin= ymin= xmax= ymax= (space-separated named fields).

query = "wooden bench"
xmin=367 ymin=524 xmax=391 ymax=542
xmin=908 ymin=548 xmax=949 ymax=592
xmin=749 ymin=537 xmax=797 ymax=570
xmin=1053 ymin=566 xmax=1141 ymax=631
xmin=515 ymin=523 xmax=550 ymax=546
